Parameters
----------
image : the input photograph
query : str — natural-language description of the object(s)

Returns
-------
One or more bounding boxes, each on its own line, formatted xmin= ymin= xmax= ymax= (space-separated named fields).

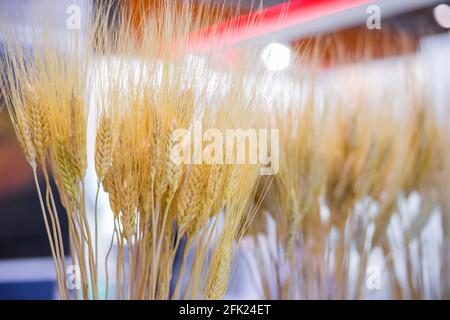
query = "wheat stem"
xmin=94 ymin=179 xmax=101 ymax=288
xmin=105 ymin=223 xmax=117 ymax=300
xmin=172 ymin=236 xmax=193 ymax=299
xmin=42 ymin=164 xmax=69 ymax=299
xmin=32 ymin=167 xmax=65 ymax=298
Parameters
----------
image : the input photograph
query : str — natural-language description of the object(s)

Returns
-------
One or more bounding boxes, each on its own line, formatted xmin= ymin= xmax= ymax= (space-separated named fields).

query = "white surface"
xmin=0 ymin=257 xmax=60 ymax=283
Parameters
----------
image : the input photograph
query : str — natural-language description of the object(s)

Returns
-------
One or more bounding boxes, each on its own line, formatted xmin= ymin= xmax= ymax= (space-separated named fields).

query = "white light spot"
xmin=261 ymin=43 xmax=291 ymax=71
xmin=434 ymin=4 xmax=450 ymax=29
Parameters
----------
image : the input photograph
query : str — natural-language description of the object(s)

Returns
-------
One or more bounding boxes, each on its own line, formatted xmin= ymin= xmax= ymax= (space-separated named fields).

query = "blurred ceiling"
xmin=182 ymin=0 xmax=450 ymax=64
xmin=1 ymin=0 xmax=450 ymax=64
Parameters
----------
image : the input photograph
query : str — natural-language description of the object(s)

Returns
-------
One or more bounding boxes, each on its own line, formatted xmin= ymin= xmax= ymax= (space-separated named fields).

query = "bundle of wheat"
xmin=0 ymin=1 xmax=265 ymax=300
xmin=243 ymin=56 xmax=449 ymax=299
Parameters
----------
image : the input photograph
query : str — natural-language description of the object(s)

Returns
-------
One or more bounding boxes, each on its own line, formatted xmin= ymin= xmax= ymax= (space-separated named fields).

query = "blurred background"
xmin=1 ymin=0 xmax=450 ymax=299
